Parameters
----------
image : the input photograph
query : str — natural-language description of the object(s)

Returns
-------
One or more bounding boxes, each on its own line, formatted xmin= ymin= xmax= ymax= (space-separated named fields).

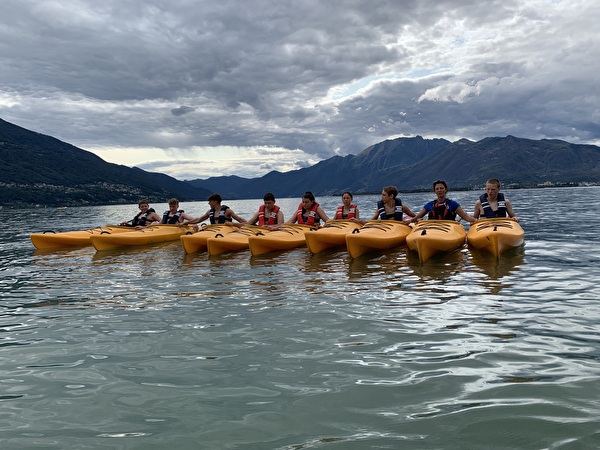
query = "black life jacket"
xmin=480 ymin=193 xmax=507 ymax=218
xmin=132 ymin=208 xmax=156 ymax=226
xmin=377 ymin=198 xmax=403 ymax=221
xmin=162 ymin=209 xmax=184 ymax=224
xmin=209 ymin=205 xmax=232 ymax=224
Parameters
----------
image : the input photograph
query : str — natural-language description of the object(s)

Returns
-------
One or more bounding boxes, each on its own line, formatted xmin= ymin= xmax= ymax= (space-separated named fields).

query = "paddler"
xmin=408 ymin=180 xmax=476 ymax=224
xmin=356 ymin=185 xmax=416 ymax=224
xmin=228 ymin=192 xmax=284 ymax=229
xmin=283 ymin=191 xmax=329 ymax=227
xmin=119 ymin=199 xmax=162 ymax=228
xmin=473 ymin=178 xmax=519 ymax=222
xmin=182 ymin=193 xmax=246 ymax=231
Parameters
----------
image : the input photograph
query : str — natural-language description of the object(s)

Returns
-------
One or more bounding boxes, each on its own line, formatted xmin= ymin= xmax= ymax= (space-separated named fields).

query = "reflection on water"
xmin=469 ymin=246 xmax=526 ymax=280
xmin=1 ymin=187 xmax=600 ymax=449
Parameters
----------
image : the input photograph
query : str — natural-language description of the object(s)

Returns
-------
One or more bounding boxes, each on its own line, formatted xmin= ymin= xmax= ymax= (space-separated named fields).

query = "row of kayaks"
xmin=30 ymin=218 xmax=525 ymax=260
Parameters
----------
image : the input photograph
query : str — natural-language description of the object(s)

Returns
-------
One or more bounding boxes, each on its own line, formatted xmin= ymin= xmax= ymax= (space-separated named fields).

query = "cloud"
xmin=1 ymin=0 xmax=598 ymax=179
xmin=171 ymin=106 xmax=196 ymax=116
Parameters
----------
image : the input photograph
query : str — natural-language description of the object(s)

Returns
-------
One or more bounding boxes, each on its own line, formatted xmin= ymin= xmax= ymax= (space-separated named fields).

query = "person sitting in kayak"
xmin=284 ymin=191 xmax=329 ymax=226
xmin=161 ymin=198 xmax=195 ymax=224
xmin=408 ymin=180 xmax=476 ymax=224
xmin=473 ymin=178 xmax=519 ymax=222
xmin=229 ymin=192 xmax=285 ymax=229
xmin=334 ymin=191 xmax=360 ymax=220
xmin=183 ymin=193 xmax=246 ymax=230
xmin=119 ymin=199 xmax=162 ymax=228
xmin=355 ymin=186 xmax=415 ymax=224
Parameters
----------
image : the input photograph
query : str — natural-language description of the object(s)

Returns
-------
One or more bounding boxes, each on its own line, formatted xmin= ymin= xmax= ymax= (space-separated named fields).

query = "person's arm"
xmin=407 ymin=208 xmax=426 ymax=224
xmin=226 ymin=208 xmax=246 ymax=224
xmin=245 ymin=212 xmax=260 ymax=225
xmin=285 ymin=211 xmax=298 ymax=224
xmin=276 ymin=209 xmax=285 ymax=224
xmin=456 ymin=206 xmax=477 ymax=224
xmin=505 ymin=199 xmax=519 ymax=222
xmin=148 ymin=211 xmax=163 ymax=223
xmin=317 ymin=206 xmax=330 ymax=223
xmin=366 ymin=207 xmax=379 ymax=221
xmin=178 ymin=212 xmax=195 ymax=223
xmin=184 ymin=210 xmax=210 ymax=225
xmin=403 ymin=205 xmax=416 ymax=218
xmin=473 ymin=200 xmax=482 ymax=219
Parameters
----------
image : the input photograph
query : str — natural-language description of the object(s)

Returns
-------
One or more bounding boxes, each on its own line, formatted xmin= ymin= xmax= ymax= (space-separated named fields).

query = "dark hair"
xmin=342 ymin=191 xmax=353 ymax=200
xmin=138 ymin=198 xmax=150 ymax=206
xmin=432 ymin=180 xmax=448 ymax=190
xmin=382 ymin=186 xmax=398 ymax=198
xmin=168 ymin=198 xmax=179 ymax=206
xmin=207 ymin=193 xmax=222 ymax=203
xmin=263 ymin=192 xmax=275 ymax=202
xmin=302 ymin=191 xmax=315 ymax=203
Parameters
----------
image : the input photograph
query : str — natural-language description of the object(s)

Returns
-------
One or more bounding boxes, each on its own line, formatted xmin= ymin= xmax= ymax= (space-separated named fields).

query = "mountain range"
xmin=1 ymin=117 xmax=599 ymax=208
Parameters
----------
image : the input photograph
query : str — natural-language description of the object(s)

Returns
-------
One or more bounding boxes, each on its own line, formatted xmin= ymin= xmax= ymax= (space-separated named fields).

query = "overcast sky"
xmin=1 ymin=0 xmax=598 ymax=180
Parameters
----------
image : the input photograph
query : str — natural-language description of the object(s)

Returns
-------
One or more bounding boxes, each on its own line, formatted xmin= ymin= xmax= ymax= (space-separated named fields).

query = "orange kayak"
xmin=247 ymin=224 xmax=311 ymax=256
xmin=90 ymin=224 xmax=191 ymax=251
xmin=179 ymin=224 xmax=237 ymax=254
xmin=304 ymin=220 xmax=360 ymax=253
xmin=207 ymin=226 xmax=271 ymax=255
xmin=406 ymin=220 xmax=466 ymax=262
xmin=467 ymin=218 xmax=524 ymax=257
xmin=345 ymin=220 xmax=411 ymax=258
xmin=30 ymin=225 xmax=132 ymax=249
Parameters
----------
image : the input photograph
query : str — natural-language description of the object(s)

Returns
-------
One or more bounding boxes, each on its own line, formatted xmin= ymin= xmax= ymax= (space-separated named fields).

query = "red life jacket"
xmin=335 ymin=204 xmax=357 ymax=219
xmin=258 ymin=205 xmax=280 ymax=226
xmin=296 ymin=202 xmax=320 ymax=225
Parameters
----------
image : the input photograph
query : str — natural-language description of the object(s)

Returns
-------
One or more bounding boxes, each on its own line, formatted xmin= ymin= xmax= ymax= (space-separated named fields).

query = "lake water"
xmin=1 ymin=186 xmax=599 ymax=449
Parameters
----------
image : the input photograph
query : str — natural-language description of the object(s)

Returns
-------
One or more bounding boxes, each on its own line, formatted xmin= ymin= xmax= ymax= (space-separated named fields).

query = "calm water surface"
xmin=1 ymin=187 xmax=599 ymax=449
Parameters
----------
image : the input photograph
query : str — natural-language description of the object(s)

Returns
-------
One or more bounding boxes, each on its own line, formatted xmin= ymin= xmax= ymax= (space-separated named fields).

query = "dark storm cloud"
xmin=0 ymin=0 xmax=598 ymax=179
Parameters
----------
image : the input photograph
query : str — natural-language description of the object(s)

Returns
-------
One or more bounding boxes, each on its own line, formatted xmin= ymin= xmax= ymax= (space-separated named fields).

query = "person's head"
xmin=381 ymin=186 xmax=398 ymax=201
xmin=138 ymin=199 xmax=150 ymax=210
xmin=433 ymin=180 xmax=448 ymax=198
xmin=168 ymin=198 xmax=179 ymax=210
xmin=342 ymin=191 xmax=353 ymax=206
xmin=263 ymin=192 xmax=276 ymax=209
xmin=485 ymin=178 xmax=501 ymax=199
xmin=301 ymin=191 xmax=316 ymax=209
xmin=207 ymin=193 xmax=222 ymax=208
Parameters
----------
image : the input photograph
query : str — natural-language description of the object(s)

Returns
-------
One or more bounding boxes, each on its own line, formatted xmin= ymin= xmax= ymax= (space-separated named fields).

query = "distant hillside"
xmin=188 ymin=135 xmax=600 ymax=198
xmin=3 ymin=117 xmax=600 ymax=208
xmin=0 ymin=118 xmax=211 ymax=207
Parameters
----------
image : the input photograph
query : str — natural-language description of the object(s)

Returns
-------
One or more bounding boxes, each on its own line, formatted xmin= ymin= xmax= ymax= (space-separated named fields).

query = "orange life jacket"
xmin=335 ymin=204 xmax=357 ymax=219
xmin=258 ymin=204 xmax=280 ymax=226
xmin=296 ymin=202 xmax=319 ymax=225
